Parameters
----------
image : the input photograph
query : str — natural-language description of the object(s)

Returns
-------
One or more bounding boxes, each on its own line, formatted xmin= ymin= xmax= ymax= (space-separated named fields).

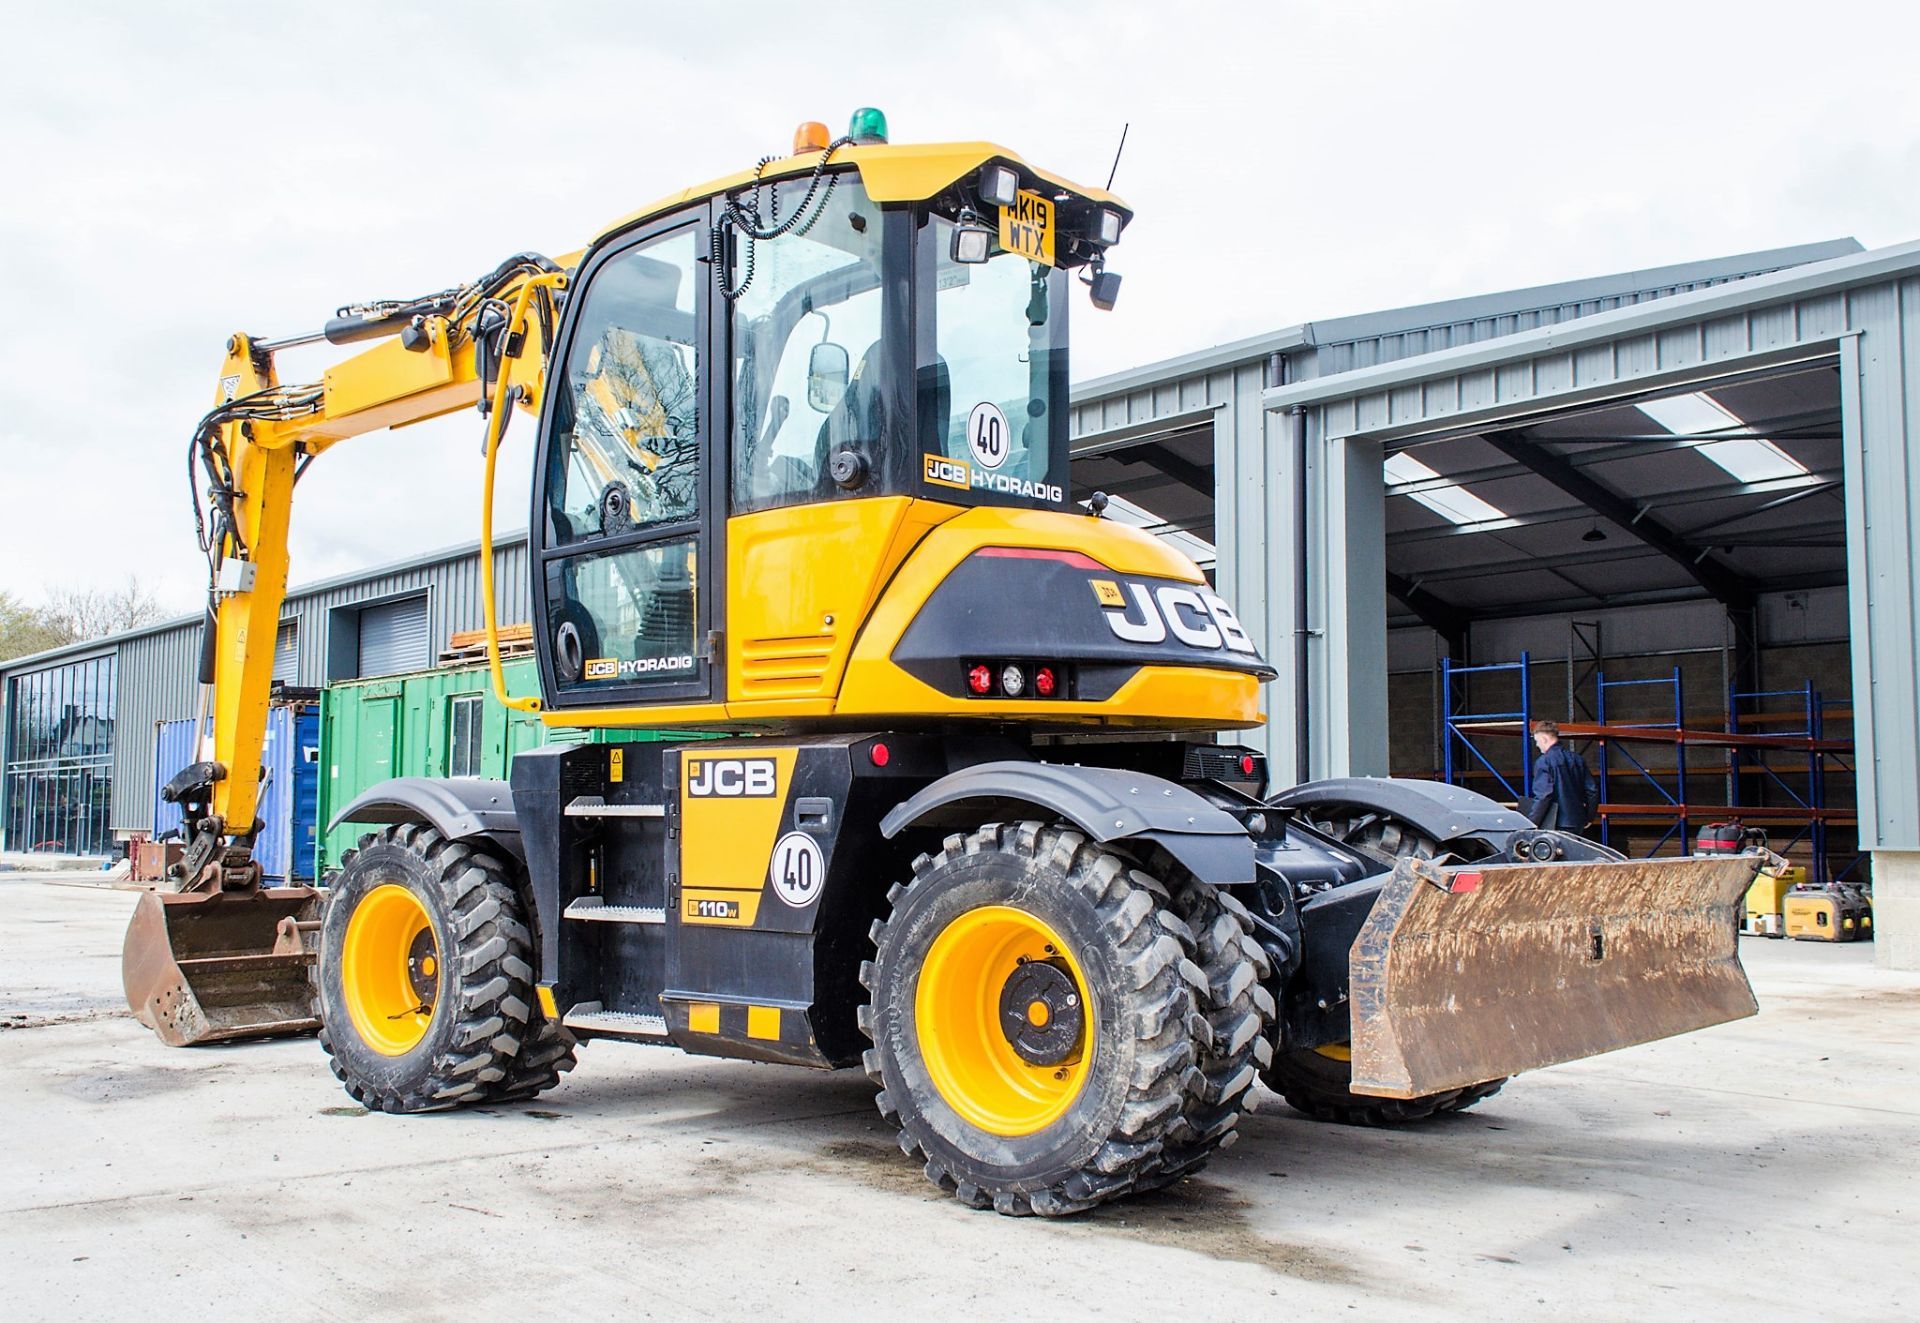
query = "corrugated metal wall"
xmin=7 ymin=535 xmax=533 ymax=838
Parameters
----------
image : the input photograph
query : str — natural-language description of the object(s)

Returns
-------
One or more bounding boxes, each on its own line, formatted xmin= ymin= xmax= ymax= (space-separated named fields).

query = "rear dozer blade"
xmin=1349 ymin=854 xmax=1759 ymax=1099
xmin=122 ymin=887 xmax=323 ymax=1047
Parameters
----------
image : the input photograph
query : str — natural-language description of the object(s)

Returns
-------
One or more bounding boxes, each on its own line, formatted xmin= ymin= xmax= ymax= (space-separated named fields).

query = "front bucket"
xmin=1349 ymin=855 xmax=1758 ymax=1099
xmin=122 ymin=887 xmax=323 ymax=1047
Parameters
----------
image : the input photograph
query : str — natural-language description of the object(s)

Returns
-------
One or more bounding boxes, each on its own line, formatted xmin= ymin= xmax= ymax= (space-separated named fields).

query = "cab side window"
xmin=547 ymin=230 xmax=702 ymax=543
xmin=542 ymin=225 xmax=707 ymax=695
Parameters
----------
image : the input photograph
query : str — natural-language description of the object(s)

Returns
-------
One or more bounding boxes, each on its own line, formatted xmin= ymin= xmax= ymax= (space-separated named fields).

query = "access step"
xmin=561 ymin=1004 xmax=670 ymax=1038
xmin=563 ymin=796 xmax=666 ymax=819
xmin=563 ymin=897 xmax=666 ymax=925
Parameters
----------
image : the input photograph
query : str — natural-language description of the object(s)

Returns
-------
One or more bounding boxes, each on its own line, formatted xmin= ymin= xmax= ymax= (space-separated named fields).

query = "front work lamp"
xmin=952 ymin=211 xmax=993 ymax=264
xmin=978 ymin=164 xmax=1020 ymax=208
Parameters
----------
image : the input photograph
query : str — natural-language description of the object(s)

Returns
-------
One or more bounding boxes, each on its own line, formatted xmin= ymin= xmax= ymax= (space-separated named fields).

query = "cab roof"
xmin=591 ymin=140 xmax=1132 ymax=246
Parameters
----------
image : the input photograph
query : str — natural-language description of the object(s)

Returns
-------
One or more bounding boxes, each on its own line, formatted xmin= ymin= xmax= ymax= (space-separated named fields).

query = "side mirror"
xmin=807 ymin=342 xmax=849 ymax=412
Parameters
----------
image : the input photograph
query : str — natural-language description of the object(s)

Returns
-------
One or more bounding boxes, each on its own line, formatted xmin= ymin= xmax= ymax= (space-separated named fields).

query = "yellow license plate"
xmin=998 ymin=190 xmax=1055 ymax=266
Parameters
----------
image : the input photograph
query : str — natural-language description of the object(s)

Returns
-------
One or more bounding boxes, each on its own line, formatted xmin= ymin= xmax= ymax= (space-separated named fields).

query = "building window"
xmin=448 ymin=695 xmax=485 ymax=779
xmin=2 ymin=653 xmax=117 ymax=855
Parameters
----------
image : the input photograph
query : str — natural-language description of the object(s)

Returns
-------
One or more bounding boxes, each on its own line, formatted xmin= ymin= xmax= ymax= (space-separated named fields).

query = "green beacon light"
xmin=848 ymin=106 xmax=889 ymax=145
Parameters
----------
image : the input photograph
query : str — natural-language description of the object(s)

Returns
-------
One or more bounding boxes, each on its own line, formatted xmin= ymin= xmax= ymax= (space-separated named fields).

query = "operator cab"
xmin=530 ymin=136 xmax=1130 ymax=715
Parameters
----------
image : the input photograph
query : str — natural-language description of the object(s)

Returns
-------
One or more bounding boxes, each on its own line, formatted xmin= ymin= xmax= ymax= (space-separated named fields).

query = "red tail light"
xmin=967 ymin=664 xmax=994 ymax=694
xmin=1034 ymin=667 xmax=1057 ymax=698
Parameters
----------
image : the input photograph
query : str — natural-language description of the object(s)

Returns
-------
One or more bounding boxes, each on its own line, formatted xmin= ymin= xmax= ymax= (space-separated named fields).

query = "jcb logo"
xmin=1089 ymin=579 xmax=1259 ymax=656
xmin=924 ymin=454 xmax=971 ymax=490
xmin=686 ymin=758 xmax=779 ymax=798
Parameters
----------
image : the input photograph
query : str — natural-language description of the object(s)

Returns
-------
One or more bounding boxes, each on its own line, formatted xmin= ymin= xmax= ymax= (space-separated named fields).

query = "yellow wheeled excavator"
xmin=123 ymin=110 xmax=1767 ymax=1215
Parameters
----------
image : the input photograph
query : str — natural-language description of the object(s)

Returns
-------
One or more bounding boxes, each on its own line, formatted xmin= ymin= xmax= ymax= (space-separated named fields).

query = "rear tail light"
xmin=962 ymin=660 xmax=1069 ymax=699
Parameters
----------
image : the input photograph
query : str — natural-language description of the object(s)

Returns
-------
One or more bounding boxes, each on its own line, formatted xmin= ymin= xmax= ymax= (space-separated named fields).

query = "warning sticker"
xmin=967 ymin=402 xmax=1011 ymax=471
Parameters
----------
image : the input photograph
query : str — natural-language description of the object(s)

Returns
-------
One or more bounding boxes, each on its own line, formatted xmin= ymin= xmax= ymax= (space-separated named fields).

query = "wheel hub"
xmin=406 ymin=926 xmax=440 ymax=1007
xmin=998 ymin=960 xmax=1083 ymax=1065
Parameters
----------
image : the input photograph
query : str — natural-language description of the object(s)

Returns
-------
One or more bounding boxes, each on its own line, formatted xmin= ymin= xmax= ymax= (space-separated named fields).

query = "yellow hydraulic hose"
xmin=480 ymin=273 xmax=565 ymax=714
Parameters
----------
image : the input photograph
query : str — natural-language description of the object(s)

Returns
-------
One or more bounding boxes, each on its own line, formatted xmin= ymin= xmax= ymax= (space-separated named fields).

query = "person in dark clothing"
xmin=1528 ymin=719 xmax=1597 ymax=835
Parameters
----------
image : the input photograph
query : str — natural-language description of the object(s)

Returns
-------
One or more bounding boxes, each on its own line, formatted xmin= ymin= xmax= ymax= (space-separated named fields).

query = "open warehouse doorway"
xmin=1378 ymin=362 xmax=1854 ymax=879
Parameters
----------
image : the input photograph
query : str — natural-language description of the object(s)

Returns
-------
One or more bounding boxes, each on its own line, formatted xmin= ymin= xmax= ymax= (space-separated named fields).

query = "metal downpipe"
xmin=1290 ymin=404 xmax=1310 ymax=786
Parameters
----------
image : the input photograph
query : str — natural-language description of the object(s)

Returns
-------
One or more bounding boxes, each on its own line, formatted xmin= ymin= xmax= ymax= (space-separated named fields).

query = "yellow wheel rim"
xmin=915 ymin=905 xmax=1092 ymax=1137
xmin=342 ymin=883 xmax=440 ymax=1056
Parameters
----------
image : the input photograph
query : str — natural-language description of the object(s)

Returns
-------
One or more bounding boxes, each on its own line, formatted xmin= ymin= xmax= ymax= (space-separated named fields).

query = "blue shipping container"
xmin=152 ymin=705 xmax=319 ymax=882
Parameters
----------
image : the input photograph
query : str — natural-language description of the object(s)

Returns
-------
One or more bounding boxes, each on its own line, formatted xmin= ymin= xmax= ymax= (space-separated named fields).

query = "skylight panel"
xmin=1638 ymin=392 xmax=1808 ymax=484
xmin=1383 ymin=453 xmax=1509 ymax=526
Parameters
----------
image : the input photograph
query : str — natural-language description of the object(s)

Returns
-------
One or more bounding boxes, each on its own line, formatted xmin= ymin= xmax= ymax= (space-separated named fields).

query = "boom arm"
xmin=173 ymin=258 xmax=563 ymax=887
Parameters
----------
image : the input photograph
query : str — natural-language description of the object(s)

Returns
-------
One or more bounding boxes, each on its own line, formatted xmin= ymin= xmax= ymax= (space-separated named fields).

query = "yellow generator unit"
xmin=1783 ymin=884 xmax=1873 ymax=942
xmin=1742 ymin=865 xmax=1804 ymax=937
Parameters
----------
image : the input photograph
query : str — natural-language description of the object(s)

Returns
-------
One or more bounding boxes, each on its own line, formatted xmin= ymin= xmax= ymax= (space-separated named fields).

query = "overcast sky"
xmin=2 ymin=0 xmax=1915 ymax=615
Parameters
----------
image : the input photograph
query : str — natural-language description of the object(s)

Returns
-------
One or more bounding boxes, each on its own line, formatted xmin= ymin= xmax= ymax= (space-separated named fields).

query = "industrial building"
xmin=6 ymin=234 xmax=1914 ymax=968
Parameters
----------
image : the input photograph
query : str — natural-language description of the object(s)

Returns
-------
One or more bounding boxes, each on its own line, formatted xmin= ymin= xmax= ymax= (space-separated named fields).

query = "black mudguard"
xmin=879 ymin=760 xmax=1256 ymax=888
xmin=1267 ymin=776 xmax=1532 ymax=855
xmin=329 ymin=776 xmax=524 ymax=862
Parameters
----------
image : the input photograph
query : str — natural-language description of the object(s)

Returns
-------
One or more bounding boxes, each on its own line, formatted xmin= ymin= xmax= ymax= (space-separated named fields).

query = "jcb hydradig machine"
xmin=125 ymin=112 xmax=1764 ymax=1216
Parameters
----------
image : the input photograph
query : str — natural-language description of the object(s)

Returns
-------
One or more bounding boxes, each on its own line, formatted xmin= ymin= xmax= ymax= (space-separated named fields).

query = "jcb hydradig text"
xmin=126 ymin=110 xmax=1763 ymax=1215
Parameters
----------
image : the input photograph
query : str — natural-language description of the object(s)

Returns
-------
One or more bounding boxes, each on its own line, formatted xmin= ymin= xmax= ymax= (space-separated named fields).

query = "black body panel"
xmin=890 ymin=551 xmax=1276 ymax=700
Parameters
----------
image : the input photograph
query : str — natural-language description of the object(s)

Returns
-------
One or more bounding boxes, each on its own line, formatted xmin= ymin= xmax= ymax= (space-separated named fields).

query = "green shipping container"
xmin=316 ymin=656 xmax=686 ymax=875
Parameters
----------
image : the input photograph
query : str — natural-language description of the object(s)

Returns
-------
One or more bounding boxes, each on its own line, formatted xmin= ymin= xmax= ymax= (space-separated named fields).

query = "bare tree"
xmin=0 ymin=590 xmax=65 ymax=662
xmin=0 ymin=576 xmax=171 ymax=661
xmin=40 ymin=576 xmax=169 ymax=643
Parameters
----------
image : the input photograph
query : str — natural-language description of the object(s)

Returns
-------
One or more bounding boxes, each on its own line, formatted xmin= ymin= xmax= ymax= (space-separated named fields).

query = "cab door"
xmin=532 ymin=210 xmax=724 ymax=710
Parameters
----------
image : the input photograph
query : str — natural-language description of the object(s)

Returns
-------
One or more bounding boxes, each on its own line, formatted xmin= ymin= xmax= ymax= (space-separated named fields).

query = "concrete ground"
xmin=2 ymin=873 xmax=1915 ymax=1322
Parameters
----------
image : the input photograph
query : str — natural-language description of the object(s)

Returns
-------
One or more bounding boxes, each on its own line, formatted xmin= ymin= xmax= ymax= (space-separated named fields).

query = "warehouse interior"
xmin=1376 ymin=361 xmax=1853 ymax=877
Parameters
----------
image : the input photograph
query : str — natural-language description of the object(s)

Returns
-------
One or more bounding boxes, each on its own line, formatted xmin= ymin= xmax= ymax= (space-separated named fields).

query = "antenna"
xmin=1104 ymin=122 xmax=1130 ymax=191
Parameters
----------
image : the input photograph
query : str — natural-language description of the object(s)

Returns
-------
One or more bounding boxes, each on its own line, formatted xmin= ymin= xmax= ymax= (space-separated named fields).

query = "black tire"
xmin=487 ymin=1015 xmax=578 ymax=1103
xmin=1138 ymin=879 xmax=1274 ymax=1186
xmin=859 ymin=822 xmax=1207 ymax=1217
xmin=316 ymin=824 xmax=539 ymax=1113
xmin=1301 ymin=805 xmax=1493 ymax=866
xmin=1263 ymin=1046 xmax=1507 ymax=1126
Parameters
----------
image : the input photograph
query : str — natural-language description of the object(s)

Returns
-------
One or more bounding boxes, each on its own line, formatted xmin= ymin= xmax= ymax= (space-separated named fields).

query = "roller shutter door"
xmin=272 ymin=621 xmax=299 ymax=684
xmin=356 ymin=597 xmax=429 ymax=677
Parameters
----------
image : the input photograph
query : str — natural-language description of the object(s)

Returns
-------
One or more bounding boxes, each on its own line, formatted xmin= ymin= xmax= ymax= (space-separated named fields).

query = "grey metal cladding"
xmin=3 ymin=533 xmax=534 ymax=834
